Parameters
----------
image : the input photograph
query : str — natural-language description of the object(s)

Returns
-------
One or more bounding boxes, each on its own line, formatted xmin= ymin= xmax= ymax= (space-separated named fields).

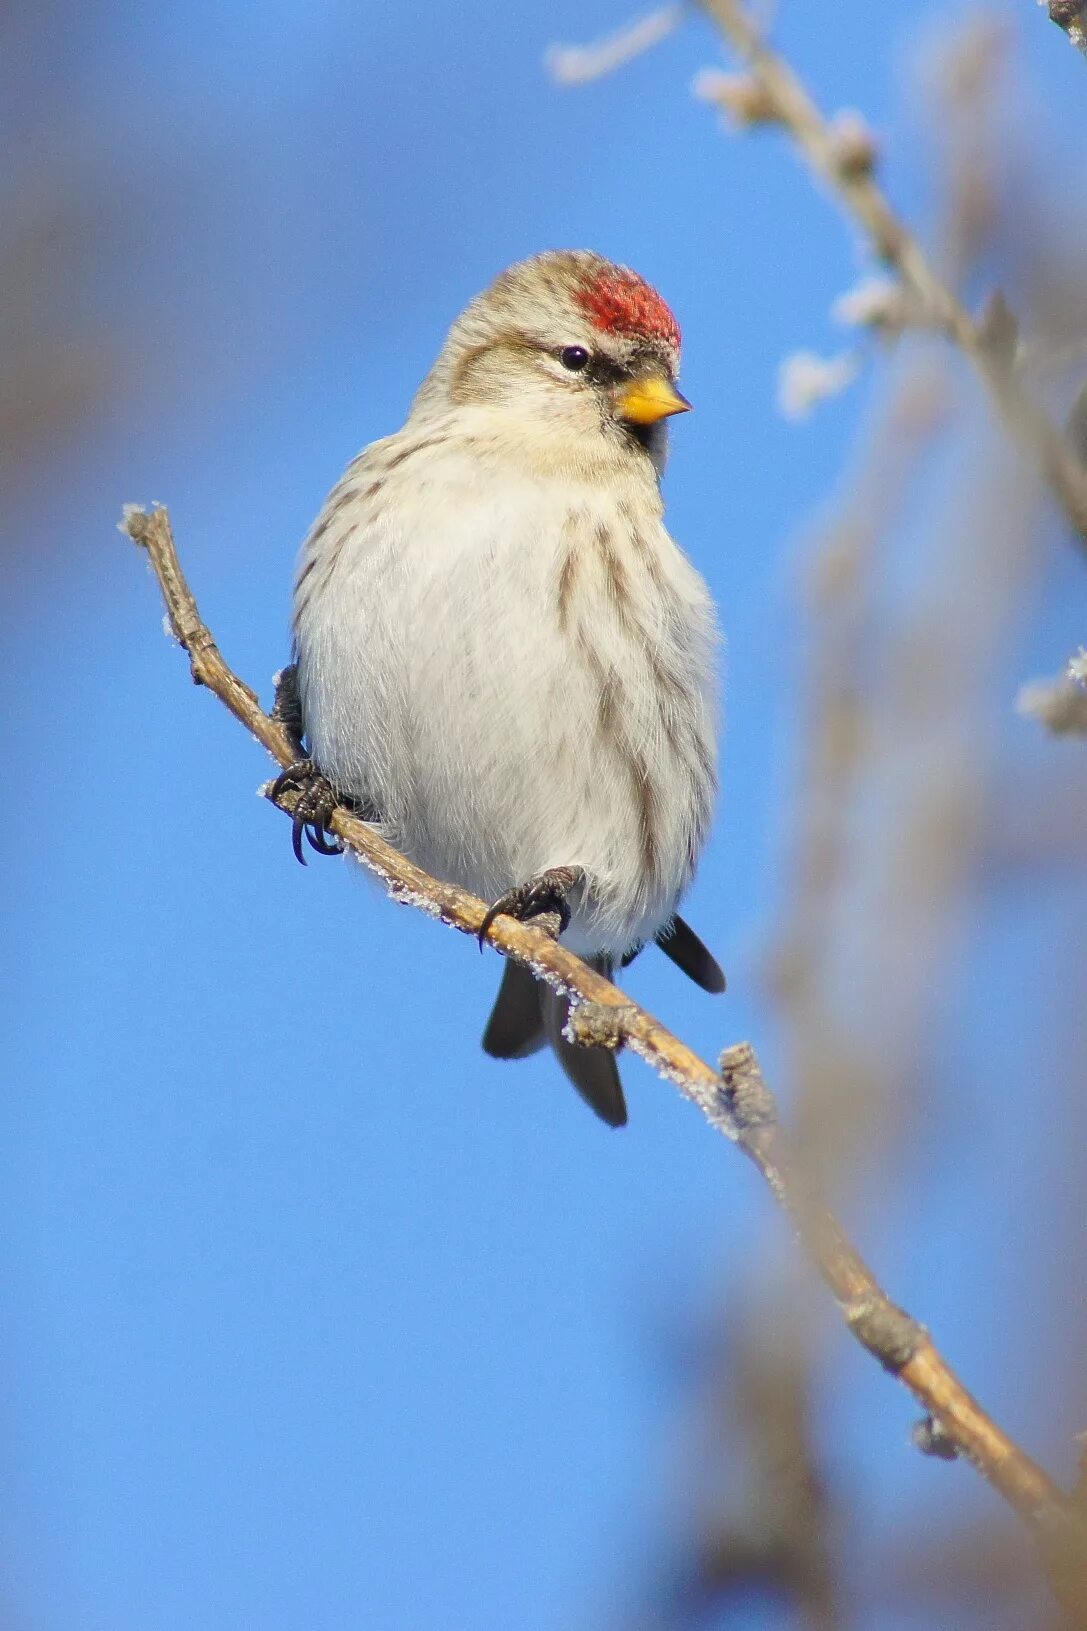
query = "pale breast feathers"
xmin=292 ymin=431 xmax=718 ymax=956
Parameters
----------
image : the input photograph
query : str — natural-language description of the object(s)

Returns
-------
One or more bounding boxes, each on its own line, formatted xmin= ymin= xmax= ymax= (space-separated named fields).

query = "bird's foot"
xmin=271 ymin=758 xmax=345 ymax=865
xmin=477 ymin=866 xmax=585 ymax=950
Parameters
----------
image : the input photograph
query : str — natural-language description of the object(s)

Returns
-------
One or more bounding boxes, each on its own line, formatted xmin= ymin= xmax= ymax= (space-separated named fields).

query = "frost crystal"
xmin=389 ymin=883 xmax=443 ymax=920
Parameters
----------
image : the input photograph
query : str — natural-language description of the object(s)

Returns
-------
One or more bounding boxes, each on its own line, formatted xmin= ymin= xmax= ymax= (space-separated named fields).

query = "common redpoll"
xmin=283 ymin=251 xmax=723 ymax=1126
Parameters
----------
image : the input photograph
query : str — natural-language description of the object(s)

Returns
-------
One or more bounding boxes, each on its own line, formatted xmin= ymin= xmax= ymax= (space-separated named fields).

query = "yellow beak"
xmin=615 ymin=373 xmax=692 ymax=425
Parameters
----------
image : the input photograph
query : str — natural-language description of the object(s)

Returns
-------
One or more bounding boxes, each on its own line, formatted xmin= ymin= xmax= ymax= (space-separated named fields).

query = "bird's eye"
xmin=559 ymin=345 xmax=590 ymax=372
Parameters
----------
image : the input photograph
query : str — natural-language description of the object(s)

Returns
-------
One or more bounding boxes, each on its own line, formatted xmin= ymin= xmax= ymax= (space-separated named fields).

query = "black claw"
xmin=477 ymin=903 xmax=502 ymax=951
xmin=477 ymin=867 xmax=581 ymax=950
xmin=292 ymin=811 xmax=307 ymax=866
xmin=307 ymin=825 xmax=342 ymax=856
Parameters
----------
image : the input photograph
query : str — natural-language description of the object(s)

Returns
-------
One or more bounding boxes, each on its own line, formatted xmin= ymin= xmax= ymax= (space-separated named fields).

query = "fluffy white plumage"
xmin=291 ymin=251 xmax=721 ymax=1123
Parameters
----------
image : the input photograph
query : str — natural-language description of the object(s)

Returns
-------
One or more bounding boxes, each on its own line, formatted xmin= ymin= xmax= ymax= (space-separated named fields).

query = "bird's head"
xmin=413 ymin=251 xmax=689 ymax=475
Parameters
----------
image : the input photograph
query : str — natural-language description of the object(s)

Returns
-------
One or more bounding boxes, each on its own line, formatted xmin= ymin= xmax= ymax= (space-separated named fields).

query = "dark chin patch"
xmin=622 ymin=419 xmax=659 ymax=454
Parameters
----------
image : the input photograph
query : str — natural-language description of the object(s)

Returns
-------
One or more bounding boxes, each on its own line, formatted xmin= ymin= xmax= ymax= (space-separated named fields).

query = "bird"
xmin=280 ymin=250 xmax=724 ymax=1127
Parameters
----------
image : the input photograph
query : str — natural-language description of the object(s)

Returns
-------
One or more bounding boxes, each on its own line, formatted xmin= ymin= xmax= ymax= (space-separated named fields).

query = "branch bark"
xmin=694 ymin=0 xmax=1087 ymax=556
xmin=123 ymin=502 xmax=1087 ymax=1600
xmin=1045 ymin=0 xmax=1087 ymax=57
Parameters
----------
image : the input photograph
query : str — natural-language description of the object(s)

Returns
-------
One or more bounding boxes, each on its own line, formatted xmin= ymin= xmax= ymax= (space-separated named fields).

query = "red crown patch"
xmin=575 ymin=269 xmax=681 ymax=350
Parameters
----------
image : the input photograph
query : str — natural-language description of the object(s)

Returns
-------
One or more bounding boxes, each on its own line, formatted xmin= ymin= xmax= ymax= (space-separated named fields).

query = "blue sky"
xmin=3 ymin=2 xmax=1086 ymax=1627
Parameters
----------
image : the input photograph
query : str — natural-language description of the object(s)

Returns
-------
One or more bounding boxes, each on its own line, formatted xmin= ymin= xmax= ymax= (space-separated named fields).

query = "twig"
xmin=547 ymin=3 xmax=687 ymax=85
xmin=693 ymin=0 xmax=1087 ymax=555
xmin=122 ymin=501 xmax=1087 ymax=1588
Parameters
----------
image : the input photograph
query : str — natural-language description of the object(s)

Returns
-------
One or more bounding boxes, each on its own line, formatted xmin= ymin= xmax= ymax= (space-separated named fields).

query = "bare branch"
xmin=123 ymin=502 xmax=1087 ymax=1588
xmin=692 ymin=0 xmax=1087 ymax=554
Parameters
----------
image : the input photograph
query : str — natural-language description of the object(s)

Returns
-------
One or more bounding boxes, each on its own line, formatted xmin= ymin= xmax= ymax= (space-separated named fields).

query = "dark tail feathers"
xmin=482 ymin=957 xmax=627 ymax=1127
